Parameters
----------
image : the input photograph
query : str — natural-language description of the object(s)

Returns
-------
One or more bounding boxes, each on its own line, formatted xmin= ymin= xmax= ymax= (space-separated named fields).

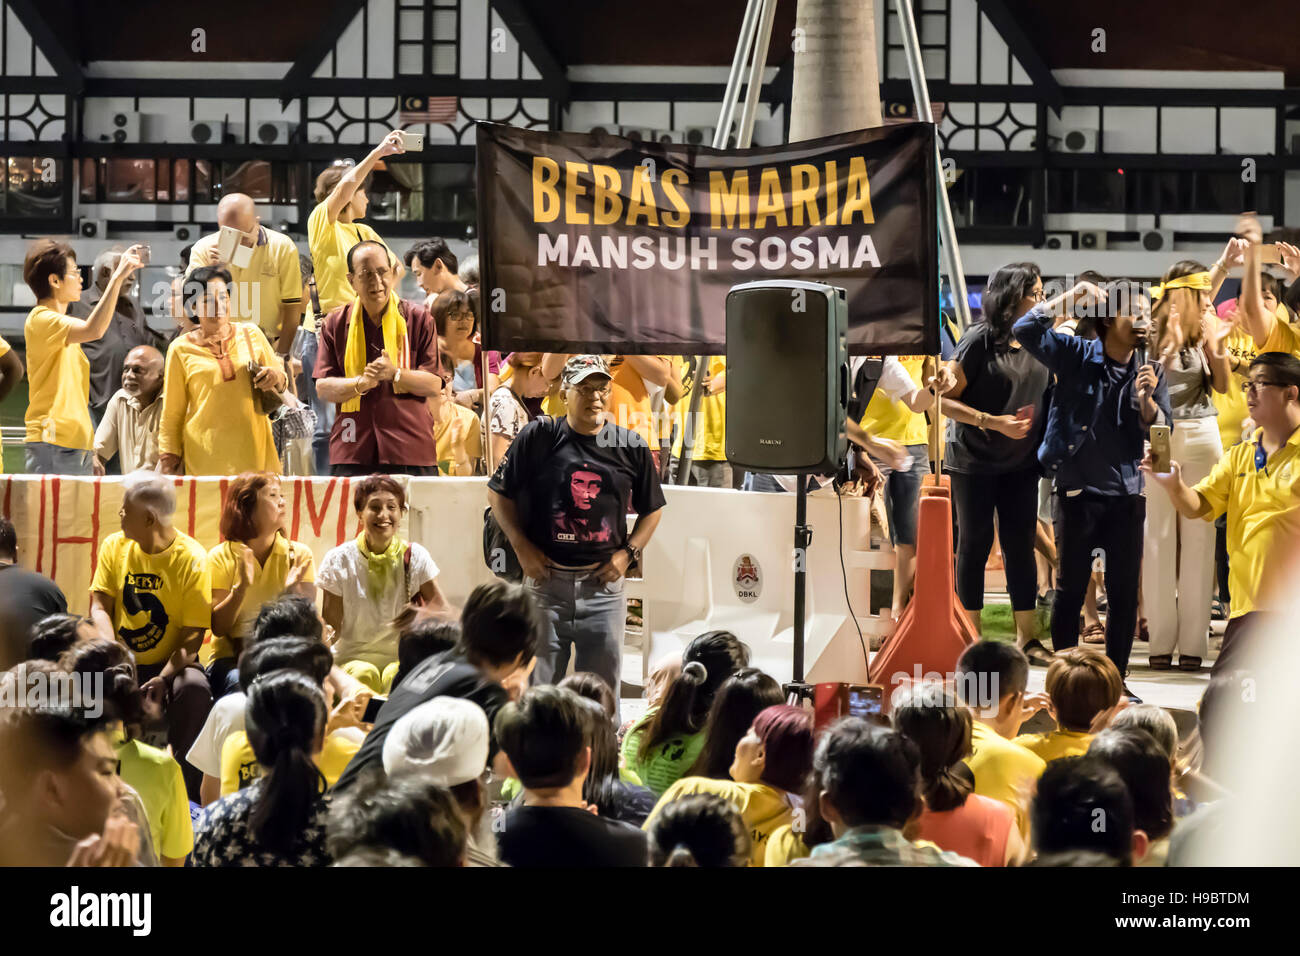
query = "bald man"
xmin=189 ymin=192 xmax=303 ymax=355
xmin=94 ymin=345 xmax=165 ymax=475
xmin=90 ymin=470 xmax=213 ymax=800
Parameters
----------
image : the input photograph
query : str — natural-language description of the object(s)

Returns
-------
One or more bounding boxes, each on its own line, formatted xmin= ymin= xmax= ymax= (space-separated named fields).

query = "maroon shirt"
xmin=314 ymin=297 xmax=441 ymax=467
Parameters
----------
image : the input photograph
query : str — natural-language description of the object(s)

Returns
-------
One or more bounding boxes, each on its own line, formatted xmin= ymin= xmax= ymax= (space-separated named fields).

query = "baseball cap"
xmin=561 ymin=354 xmax=612 ymax=387
xmin=381 ymin=697 xmax=490 ymax=788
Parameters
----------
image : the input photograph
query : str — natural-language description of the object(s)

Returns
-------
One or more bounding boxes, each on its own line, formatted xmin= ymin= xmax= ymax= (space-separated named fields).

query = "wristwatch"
xmin=624 ymin=544 xmax=642 ymax=564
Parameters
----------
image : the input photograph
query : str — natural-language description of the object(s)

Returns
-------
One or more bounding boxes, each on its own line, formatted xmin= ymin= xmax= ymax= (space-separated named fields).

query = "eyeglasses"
xmin=1241 ymin=380 xmax=1288 ymax=394
xmin=355 ymin=268 xmax=391 ymax=282
xmin=571 ymin=383 xmax=612 ymax=399
xmin=1031 ymin=290 xmax=1046 ymax=302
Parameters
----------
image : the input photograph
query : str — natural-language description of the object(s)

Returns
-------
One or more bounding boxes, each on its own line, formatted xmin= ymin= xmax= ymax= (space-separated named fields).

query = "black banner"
xmin=476 ymin=121 xmax=940 ymax=355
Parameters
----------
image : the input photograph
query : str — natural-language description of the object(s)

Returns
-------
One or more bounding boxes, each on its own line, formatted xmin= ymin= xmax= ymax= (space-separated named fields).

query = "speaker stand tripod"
xmin=783 ymin=477 xmax=816 ymax=706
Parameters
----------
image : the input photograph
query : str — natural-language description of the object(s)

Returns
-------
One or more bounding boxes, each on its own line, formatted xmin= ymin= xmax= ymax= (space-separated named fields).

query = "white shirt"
xmin=317 ymin=541 xmax=438 ymax=667
xmin=186 ymin=691 xmax=247 ymax=778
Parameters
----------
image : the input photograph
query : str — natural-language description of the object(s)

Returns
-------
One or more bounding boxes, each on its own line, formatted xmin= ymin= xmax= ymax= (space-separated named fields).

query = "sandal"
xmin=1149 ymin=654 xmax=1173 ymax=670
xmin=1135 ymin=618 xmax=1150 ymax=643
xmin=1178 ymin=656 xmax=1203 ymax=672
xmin=1021 ymin=639 xmax=1055 ymax=667
xmin=1081 ymin=623 xmax=1106 ymax=645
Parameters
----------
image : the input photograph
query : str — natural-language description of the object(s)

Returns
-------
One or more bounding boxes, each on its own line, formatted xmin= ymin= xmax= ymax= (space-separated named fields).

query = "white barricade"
xmin=2 ymin=475 xmax=894 ymax=687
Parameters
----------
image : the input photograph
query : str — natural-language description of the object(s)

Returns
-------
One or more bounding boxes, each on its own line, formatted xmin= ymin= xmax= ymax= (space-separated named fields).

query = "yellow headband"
xmin=1149 ymin=271 xmax=1212 ymax=302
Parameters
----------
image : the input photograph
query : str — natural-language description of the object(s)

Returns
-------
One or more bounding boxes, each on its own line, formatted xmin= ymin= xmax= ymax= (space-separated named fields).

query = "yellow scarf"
xmin=1149 ymin=271 xmax=1212 ymax=302
xmin=342 ymin=294 xmax=408 ymax=413
xmin=356 ymin=532 xmax=405 ymax=602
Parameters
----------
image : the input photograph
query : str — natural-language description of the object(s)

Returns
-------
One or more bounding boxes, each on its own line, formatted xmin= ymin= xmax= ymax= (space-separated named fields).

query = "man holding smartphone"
xmin=1014 ymin=280 xmax=1171 ymax=697
xmin=189 ymin=193 xmax=303 ymax=358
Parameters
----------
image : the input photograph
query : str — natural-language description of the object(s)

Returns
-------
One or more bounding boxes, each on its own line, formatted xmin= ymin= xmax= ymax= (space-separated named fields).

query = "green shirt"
xmin=620 ymin=707 xmax=706 ymax=796
xmin=115 ymin=734 xmax=194 ymax=860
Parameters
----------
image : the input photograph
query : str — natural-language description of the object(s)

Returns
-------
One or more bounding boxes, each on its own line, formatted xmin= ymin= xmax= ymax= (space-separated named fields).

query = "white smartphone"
xmin=397 ymin=130 xmax=424 ymax=151
xmin=216 ymin=225 xmax=242 ymax=263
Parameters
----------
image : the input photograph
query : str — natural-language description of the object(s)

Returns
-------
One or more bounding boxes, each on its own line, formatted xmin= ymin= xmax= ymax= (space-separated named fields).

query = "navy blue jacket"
xmin=1013 ymin=305 xmax=1172 ymax=492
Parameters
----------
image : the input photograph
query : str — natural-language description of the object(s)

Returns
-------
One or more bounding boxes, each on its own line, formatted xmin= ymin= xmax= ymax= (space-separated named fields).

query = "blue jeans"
xmin=871 ymin=443 xmax=929 ymax=547
xmin=25 ymin=443 xmax=93 ymax=475
xmin=526 ymin=568 xmax=626 ymax=714
xmin=293 ymin=326 xmax=335 ymax=476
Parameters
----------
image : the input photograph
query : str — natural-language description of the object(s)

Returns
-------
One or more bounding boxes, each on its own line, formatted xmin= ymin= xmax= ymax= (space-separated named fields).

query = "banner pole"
xmin=679 ymin=0 xmax=766 ymax=485
xmin=480 ymin=337 xmax=493 ymax=474
xmin=892 ymin=0 xmax=970 ymax=334
xmin=737 ymin=0 xmax=779 ymax=150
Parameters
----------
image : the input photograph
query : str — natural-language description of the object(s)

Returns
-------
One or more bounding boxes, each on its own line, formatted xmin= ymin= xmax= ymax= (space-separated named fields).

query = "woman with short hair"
xmin=159 ymin=265 xmax=286 ymax=476
xmin=21 ymin=239 xmax=143 ymax=474
xmin=318 ymin=475 xmax=452 ymax=693
xmin=207 ymin=472 xmax=316 ymax=697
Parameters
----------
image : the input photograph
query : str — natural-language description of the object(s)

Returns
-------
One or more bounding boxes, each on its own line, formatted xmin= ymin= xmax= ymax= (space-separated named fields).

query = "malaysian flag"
xmin=400 ymin=95 xmax=459 ymax=125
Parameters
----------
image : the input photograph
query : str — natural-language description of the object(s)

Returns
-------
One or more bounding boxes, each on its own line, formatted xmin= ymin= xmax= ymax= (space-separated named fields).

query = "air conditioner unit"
xmin=683 ymin=126 xmax=716 ymax=147
xmin=189 ymin=119 xmax=225 ymax=144
xmin=254 ymin=121 xmax=297 ymax=145
xmin=78 ymin=218 xmax=107 ymax=239
xmin=652 ymin=130 xmax=677 ymax=145
xmin=1055 ymin=128 xmax=1098 ymax=153
xmin=1078 ymin=229 xmax=1108 ymax=251
xmin=173 ymin=223 xmax=201 ymax=242
xmin=1141 ymin=228 xmax=1174 ymax=252
xmin=109 ymin=112 xmax=140 ymax=143
xmin=1043 ymin=231 xmax=1074 ymax=251
xmin=618 ymin=126 xmax=653 ymax=143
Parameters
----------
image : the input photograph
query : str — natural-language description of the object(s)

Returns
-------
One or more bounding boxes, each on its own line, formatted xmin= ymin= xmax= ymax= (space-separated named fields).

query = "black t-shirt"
xmin=945 ymin=324 xmax=1051 ymax=475
xmin=333 ymin=649 xmax=508 ymax=792
xmin=497 ymin=804 xmax=649 ymax=867
xmin=0 ymin=564 xmax=69 ymax=670
xmin=487 ymin=417 xmax=667 ymax=566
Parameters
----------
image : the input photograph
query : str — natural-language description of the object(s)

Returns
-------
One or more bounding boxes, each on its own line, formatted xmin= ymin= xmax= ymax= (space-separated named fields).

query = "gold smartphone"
xmin=1149 ymin=425 xmax=1172 ymax=474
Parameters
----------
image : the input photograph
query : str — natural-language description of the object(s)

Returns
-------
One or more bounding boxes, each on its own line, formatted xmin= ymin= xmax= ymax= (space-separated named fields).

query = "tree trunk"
xmin=789 ymin=0 xmax=883 ymax=142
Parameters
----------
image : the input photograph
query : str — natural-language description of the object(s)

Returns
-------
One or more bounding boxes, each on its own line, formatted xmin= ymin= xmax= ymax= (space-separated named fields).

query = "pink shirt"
xmin=915 ymin=793 xmax=1014 ymax=867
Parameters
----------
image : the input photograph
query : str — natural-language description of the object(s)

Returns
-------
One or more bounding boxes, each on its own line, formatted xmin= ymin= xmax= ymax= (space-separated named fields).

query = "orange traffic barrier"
xmin=868 ymin=473 xmax=978 ymax=710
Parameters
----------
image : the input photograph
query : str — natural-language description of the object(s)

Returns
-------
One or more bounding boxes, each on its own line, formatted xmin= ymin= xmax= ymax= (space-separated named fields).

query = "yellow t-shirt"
xmin=1212 ymin=310 xmax=1300 ymax=451
xmin=1014 ymin=729 xmax=1093 ymax=763
xmin=90 ymin=530 xmax=212 ymax=666
xmin=205 ymin=534 xmax=316 ymax=660
xmin=644 ymin=777 xmax=797 ymax=867
xmin=114 ymin=732 xmax=194 ymax=860
xmin=158 ymin=323 xmax=282 ymax=476
xmin=966 ymin=720 xmax=1045 ymax=841
xmin=219 ymin=728 xmax=360 ymax=795
xmin=1193 ymin=426 xmax=1300 ymax=618
xmin=433 ymin=399 xmax=484 ymax=475
xmin=764 ymin=822 xmax=811 ymax=867
xmin=0 ymin=335 xmax=9 ymax=473
xmin=672 ymin=356 xmax=727 ymax=462
xmin=190 ymin=229 xmax=303 ymax=340
xmin=605 ymin=356 xmax=656 ymax=447
xmin=306 ymin=201 xmax=390 ymax=325
xmin=860 ymin=356 xmax=928 ymax=446
xmin=23 ymin=305 xmax=93 ymax=449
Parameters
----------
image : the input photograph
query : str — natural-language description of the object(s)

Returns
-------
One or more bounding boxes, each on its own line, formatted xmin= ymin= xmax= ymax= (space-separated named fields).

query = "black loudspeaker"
xmin=725 ymin=280 xmax=849 ymax=474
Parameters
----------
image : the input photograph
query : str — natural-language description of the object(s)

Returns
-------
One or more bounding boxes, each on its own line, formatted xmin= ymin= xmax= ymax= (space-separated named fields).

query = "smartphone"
xmin=1014 ymin=404 xmax=1034 ymax=423
xmin=847 ymin=684 xmax=884 ymax=719
xmin=137 ymin=244 xmax=151 ymax=266
xmin=362 ymin=696 xmax=386 ymax=724
xmin=1260 ymin=243 xmax=1282 ymax=264
xmin=216 ymin=224 xmax=243 ymax=263
xmin=1149 ymin=425 xmax=1172 ymax=474
xmin=397 ymin=130 xmax=424 ymax=151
